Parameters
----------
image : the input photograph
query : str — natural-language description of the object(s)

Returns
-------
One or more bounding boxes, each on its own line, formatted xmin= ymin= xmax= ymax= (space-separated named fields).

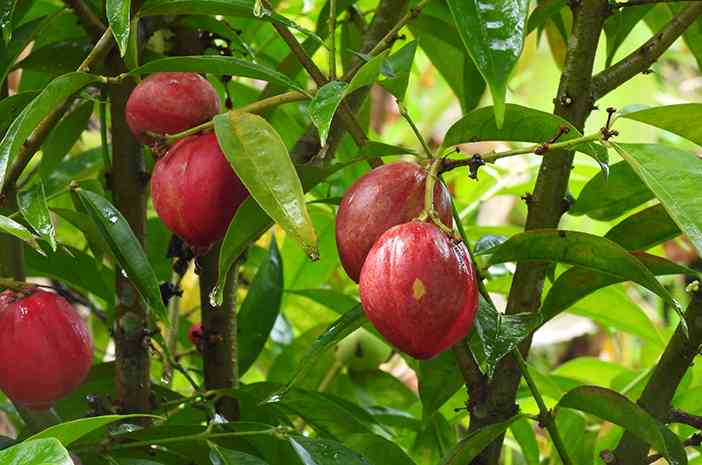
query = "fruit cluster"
xmin=336 ymin=162 xmax=479 ymax=360
xmin=126 ymin=72 xmax=249 ymax=255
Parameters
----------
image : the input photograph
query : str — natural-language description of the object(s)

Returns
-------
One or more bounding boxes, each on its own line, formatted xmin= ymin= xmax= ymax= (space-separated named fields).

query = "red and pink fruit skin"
xmin=0 ymin=290 xmax=93 ymax=411
xmin=151 ymin=133 xmax=249 ymax=255
xmin=126 ymin=72 xmax=221 ymax=142
xmin=336 ymin=162 xmax=452 ymax=283
xmin=359 ymin=221 xmax=479 ymax=360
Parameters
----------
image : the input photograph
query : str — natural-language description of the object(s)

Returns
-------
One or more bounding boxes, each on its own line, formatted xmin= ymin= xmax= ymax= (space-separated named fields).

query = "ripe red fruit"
xmin=126 ymin=72 xmax=220 ymax=142
xmin=151 ymin=133 xmax=249 ymax=254
xmin=336 ymin=162 xmax=452 ymax=282
xmin=359 ymin=221 xmax=478 ymax=359
xmin=0 ymin=290 xmax=92 ymax=410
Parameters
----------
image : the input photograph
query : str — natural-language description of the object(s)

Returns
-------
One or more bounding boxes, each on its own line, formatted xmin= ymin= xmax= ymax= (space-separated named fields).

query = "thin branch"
xmin=646 ymin=434 xmax=702 ymax=464
xmin=62 ymin=0 xmax=105 ymax=40
xmin=669 ymin=409 xmax=702 ymax=430
xmin=592 ymin=2 xmax=702 ymax=100
xmin=614 ymin=0 xmax=702 ymax=7
xmin=397 ymin=99 xmax=433 ymax=158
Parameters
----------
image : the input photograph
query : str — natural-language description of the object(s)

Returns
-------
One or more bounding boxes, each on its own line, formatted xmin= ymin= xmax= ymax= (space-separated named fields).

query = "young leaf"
xmin=612 ymin=143 xmax=702 ymax=257
xmin=17 ymin=182 xmax=56 ymax=251
xmin=131 ymin=56 xmax=306 ymax=93
xmin=290 ymin=435 xmax=372 ymax=465
xmin=556 ymin=386 xmax=686 ymax=465
xmin=618 ymin=104 xmax=702 ymax=146
xmin=443 ymin=104 xmax=608 ymax=172
xmin=446 ymin=0 xmax=529 ymax=127
xmin=0 ymin=214 xmax=40 ymax=251
xmin=0 ymin=438 xmax=72 ymax=465
xmin=214 ymin=112 xmax=318 ymax=259
xmin=238 ymin=237 xmax=284 ymax=376
xmin=0 ymin=72 xmax=99 ymax=190
xmin=75 ymin=188 xmax=168 ymax=320
xmin=439 ymin=415 xmax=523 ymax=465
xmin=27 ymin=414 xmax=156 ymax=446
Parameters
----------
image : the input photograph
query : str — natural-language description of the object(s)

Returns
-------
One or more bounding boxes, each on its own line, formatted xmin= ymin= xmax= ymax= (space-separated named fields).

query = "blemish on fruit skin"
xmin=412 ymin=278 xmax=426 ymax=300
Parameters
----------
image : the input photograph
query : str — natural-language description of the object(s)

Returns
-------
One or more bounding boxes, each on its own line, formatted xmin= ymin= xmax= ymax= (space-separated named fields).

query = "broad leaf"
xmin=439 ymin=415 xmax=523 ymax=465
xmin=17 ymin=182 xmax=56 ymax=250
xmin=443 ymin=104 xmax=608 ymax=172
xmin=28 ymin=415 xmax=154 ymax=446
xmin=344 ymin=434 xmax=417 ymax=465
xmin=446 ymin=0 xmax=529 ymax=127
xmin=0 ymin=18 xmax=44 ymax=85
xmin=40 ymin=99 xmax=94 ymax=178
xmin=0 ymin=92 xmax=39 ymax=136
xmin=52 ymin=207 xmax=109 ymax=267
xmin=107 ymin=0 xmax=131 ymax=56
xmin=570 ymin=160 xmax=651 ymax=220
xmin=510 ymin=418 xmax=539 ymax=465
xmin=238 ymin=237 xmax=284 ymax=375
xmin=75 ymin=189 xmax=168 ymax=320
xmin=557 ymin=386 xmax=686 ymax=465
xmin=0 ymin=438 xmax=71 ymax=465
xmin=418 ymin=350 xmax=465 ymax=419
xmin=619 ymin=104 xmax=702 ymax=146
xmin=0 ymin=0 xmax=17 ymax=41
xmin=0 ymin=214 xmax=40 ymax=250
xmin=604 ymin=5 xmax=652 ymax=67
xmin=290 ymin=435 xmax=371 ymax=465
xmin=0 ymin=72 xmax=99 ymax=190
xmin=526 ymin=0 xmax=566 ymax=34
xmin=604 ymin=204 xmax=679 ymax=251
xmin=132 ymin=56 xmax=306 ymax=93
xmin=379 ymin=41 xmax=417 ymax=101
xmin=612 ymin=143 xmax=702 ymax=257
xmin=209 ymin=444 xmax=269 ymax=465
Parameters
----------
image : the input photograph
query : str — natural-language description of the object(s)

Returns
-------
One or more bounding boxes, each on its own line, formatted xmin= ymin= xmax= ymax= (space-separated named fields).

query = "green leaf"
xmin=605 ymin=204 xmax=680 ymax=251
xmin=443 ymin=104 xmax=608 ymax=171
xmin=612 ymin=143 xmax=702 ymax=258
xmin=570 ymin=160 xmax=651 ymax=220
xmin=0 ymin=18 xmax=44 ymax=86
xmin=51 ymin=207 xmax=109 ymax=266
xmin=418 ymin=350 xmax=465 ymax=419
xmin=75 ymin=189 xmax=168 ymax=320
xmin=474 ymin=296 xmax=541 ymax=377
xmin=510 ymin=418 xmax=539 ymax=465
xmin=308 ymin=52 xmax=389 ymax=144
xmin=446 ymin=0 xmax=529 ymax=127
xmin=0 ymin=0 xmax=17 ymax=42
xmin=439 ymin=415 xmax=523 ymax=465
xmin=14 ymin=40 xmax=93 ymax=75
xmin=526 ymin=0 xmax=566 ymax=35
xmin=0 ymin=92 xmax=39 ymax=136
xmin=0 ymin=438 xmax=72 ymax=465
xmin=214 ymin=112 xmax=318 ymax=259
xmin=16 ymin=182 xmax=56 ymax=250
xmin=268 ymin=305 xmax=366 ymax=399
xmin=44 ymin=147 xmax=103 ymax=196
xmin=40 ymin=99 xmax=94 ymax=178
xmin=286 ymin=289 xmax=359 ymax=315
xmin=380 ymin=41 xmax=417 ymax=101
xmin=290 ymin=435 xmax=372 ymax=465
xmin=28 ymin=414 xmax=155 ymax=446
xmin=0 ymin=72 xmax=99 ymax=191
xmin=209 ymin=444 xmax=270 ymax=465
xmin=556 ymin=386 xmax=687 ymax=465
xmin=107 ymin=0 xmax=130 ymax=56
xmin=619 ymin=104 xmax=702 ymax=146
xmin=132 ymin=56 xmax=306 ymax=93
xmin=604 ymin=5 xmax=652 ymax=67
xmin=483 ymin=229 xmax=682 ymax=315
xmin=344 ymin=434 xmax=417 ymax=465
xmin=238 ymin=237 xmax=283 ymax=376
xmin=0 ymin=214 xmax=40 ymax=250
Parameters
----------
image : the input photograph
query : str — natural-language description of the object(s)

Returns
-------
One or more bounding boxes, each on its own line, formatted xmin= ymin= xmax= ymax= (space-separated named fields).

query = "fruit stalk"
xmin=397 ymin=99 xmax=434 ymax=159
xmin=418 ymin=158 xmax=453 ymax=236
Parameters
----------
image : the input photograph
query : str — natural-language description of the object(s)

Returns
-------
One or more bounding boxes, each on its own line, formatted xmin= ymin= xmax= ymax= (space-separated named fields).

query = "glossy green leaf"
xmin=39 ymin=100 xmax=93 ymax=178
xmin=446 ymin=0 xmax=529 ymax=127
xmin=557 ymin=386 xmax=686 ymax=465
xmin=526 ymin=0 xmax=566 ymax=34
xmin=0 ymin=214 xmax=40 ymax=250
xmin=286 ymin=289 xmax=359 ymax=315
xmin=17 ymin=182 xmax=56 ymax=250
xmin=0 ymin=92 xmax=39 ymax=136
xmin=238 ymin=237 xmax=283 ymax=375
xmin=604 ymin=5 xmax=652 ymax=67
xmin=612 ymin=143 xmax=702 ymax=258
xmin=380 ymin=41 xmax=417 ymax=101
xmin=215 ymin=112 xmax=317 ymax=260
xmin=443 ymin=104 xmax=608 ymax=171
xmin=418 ymin=350 xmax=465 ymax=419
xmin=132 ymin=56 xmax=305 ymax=93
xmin=290 ymin=435 xmax=371 ymax=465
xmin=309 ymin=51 xmax=389 ymax=145
xmin=510 ymin=418 xmax=539 ymax=465
xmin=0 ymin=0 xmax=17 ymax=41
xmin=107 ymin=0 xmax=131 ymax=56
xmin=0 ymin=438 xmax=72 ymax=465
xmin=52 ymin=207 xmax=109 ymax=266
xmin=75 ymin=189 xmax=168 ymax=320
xmin=0 ymin=72 xmax=99 ymax=191
xmin=28 ymin=414 xmax=155 ymax=446
xmin=268 ymin=305 xmax=366 ymax=399
xmin=619 ymin=104 xmax=702 ymax=146
xmin=44 ymin=147 xmax=103 ymax=197
xmin=209 ymin=444 xmax=270 ymax=465
xmin=14 ymin=40 xmax=93 ymax=75
xmin=475 ymin=296 xmax=541 ymax=377
xmin=605 ymin=204 xmax=680 ymax=250
xmin=439 ymin=415 xmax=523 ymax=465
xmin=344 ymin=434 xmax=417 ymax=465
xmin=570 ymin=160 xmax=651 ymax=220
xmin=483 ymin=229 xmax=681 ymax=314
xmin=0 ymin=18 xmax=44 ymax=86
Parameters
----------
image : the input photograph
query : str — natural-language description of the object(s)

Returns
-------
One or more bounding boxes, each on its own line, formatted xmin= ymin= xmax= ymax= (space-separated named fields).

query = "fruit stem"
xmin=397 ymin=98 xmax=433 ymax=159
xmin=417 ymin=158 xmax=453 ymax=236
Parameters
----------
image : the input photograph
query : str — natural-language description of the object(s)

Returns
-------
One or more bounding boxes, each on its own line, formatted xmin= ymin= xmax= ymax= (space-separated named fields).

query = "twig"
xmin=592 ymin=2 xmax=702 ymax=100
xmin=646 ymin=434 xmax=702 ymax=464
xmin=396 ymin=99 xmax=433 ymax=158
xmin=669 ymin=409 xmax=702 ymax=429
xmin=62 ymin=0 xmax=105 ymax=40
xmin=613 ymin=0 xmax=702 ymax=7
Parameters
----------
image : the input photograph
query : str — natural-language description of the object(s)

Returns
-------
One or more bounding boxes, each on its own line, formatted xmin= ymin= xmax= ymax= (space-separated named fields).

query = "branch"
xmin=669 ymin=409 xmax=702 ymax=430
xmin=614 ymin=287 xmax=702 ymax=463
xmin=62 ymin=0 xmax=105 ymax=40
xmin=613 ymin=0 xmax=702 ymax=7
xmin=646 ymin=434 xmax=702 ymax=464
xmin=592 ymin=2 xmax=702 ymax=100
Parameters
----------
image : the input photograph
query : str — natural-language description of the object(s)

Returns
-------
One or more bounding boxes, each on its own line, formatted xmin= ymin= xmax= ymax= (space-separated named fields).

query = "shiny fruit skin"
xmin=359 ymin=221 xmax=478 ymax=359
xmin=151 ymin=133 xmax=249 ymax=254
xmin=336 ymin=162 xmax=452 ymax=282
xmin=335 ymin=328 xmax=392 ymax=371
xmin=126 ymin=72 xmax=220 ymax=142
xmin=0 ymin=290 xmax=93 ymax=411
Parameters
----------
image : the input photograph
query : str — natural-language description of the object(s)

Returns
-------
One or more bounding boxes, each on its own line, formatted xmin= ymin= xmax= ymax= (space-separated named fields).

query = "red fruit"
xmin=0 ymin=290 xmax=92 ymax=410
xmin=151 ymin=133 xmax=249 ymax=254
xmin=126 ymin=72 xmax=220 ymax=142
xmin=188 ymin=323 xmax=203 ymax=347
xmin=359 ymin=221 xmax=478 ymax=359
xmin=336 ymin=162 xmax=452 ymax=282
